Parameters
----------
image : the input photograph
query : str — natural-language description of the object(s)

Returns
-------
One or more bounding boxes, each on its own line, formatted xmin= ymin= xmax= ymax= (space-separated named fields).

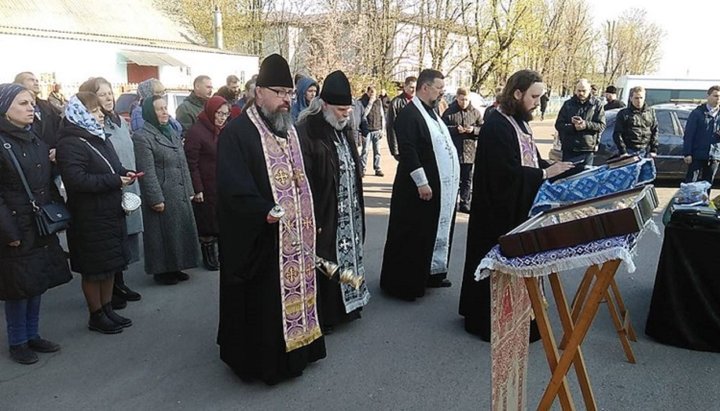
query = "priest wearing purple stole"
xmin=216 ymin=54 xmax=326 ymax=385
xmin=380 ymin=69 xmax=460 ymax=301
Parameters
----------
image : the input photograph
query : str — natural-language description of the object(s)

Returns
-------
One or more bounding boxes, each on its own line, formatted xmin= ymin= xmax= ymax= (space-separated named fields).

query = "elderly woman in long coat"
xmin=133 ymin=96 xmax=200 ymax=285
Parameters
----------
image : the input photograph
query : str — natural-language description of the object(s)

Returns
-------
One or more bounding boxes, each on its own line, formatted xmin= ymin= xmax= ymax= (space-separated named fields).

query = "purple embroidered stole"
xmin=247 ymin=105 xmax=322 ymax=352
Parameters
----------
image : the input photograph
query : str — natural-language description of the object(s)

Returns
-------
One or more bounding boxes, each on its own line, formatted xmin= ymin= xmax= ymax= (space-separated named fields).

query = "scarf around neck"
xmin=65 ymin=95 xmax=106 ymax=139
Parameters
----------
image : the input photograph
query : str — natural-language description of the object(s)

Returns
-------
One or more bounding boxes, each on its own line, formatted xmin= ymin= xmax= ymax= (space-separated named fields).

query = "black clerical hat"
xmin=320 ymin=70 xmax=352 ymax=106
xmin=256 ymin=54 xmax=294 ymax=89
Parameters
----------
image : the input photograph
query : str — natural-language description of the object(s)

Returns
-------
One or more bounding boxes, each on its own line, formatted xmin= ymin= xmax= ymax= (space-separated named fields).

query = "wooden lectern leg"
xmin=560 ymin=265 xmax=598 ymax=349
xmin=602 ymin=285 xmax=636 ymax=364
xmin=610 ymin=279 xmax=638 ymax=342
xmin=538 ymin=259 xmax=622 ymax=411
xmin=548 ymin=273 xmax=597 ymax=410
xmin=524 ymin=277 xmax=575 ymax=411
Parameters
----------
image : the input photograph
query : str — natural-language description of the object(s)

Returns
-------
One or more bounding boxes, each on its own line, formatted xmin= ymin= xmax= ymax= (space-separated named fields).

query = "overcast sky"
xmin=589 ymin=0 xmax=718 ymax=78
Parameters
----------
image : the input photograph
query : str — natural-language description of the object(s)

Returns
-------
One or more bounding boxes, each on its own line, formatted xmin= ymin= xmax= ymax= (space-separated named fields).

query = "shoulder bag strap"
xmin=0 ymin=134 xmax=39 ymax=211
xmin=78 ymin=137 xmax=116 ymax=174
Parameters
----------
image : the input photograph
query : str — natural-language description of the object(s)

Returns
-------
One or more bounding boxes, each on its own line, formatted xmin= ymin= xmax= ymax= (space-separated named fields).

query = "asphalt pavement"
xmin=1 ymin=119 xmax=718 ymax=410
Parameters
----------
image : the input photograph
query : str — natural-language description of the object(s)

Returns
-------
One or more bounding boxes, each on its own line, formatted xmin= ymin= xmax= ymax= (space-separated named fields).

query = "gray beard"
xmin=260 ymin=106 xmax=293 ymax=135
xmin=323 ymin=109 xmax=348 ymax=131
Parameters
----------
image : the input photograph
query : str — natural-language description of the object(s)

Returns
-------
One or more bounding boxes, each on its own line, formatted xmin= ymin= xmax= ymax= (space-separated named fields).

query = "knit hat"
xmin=605 ymin=85 xmax=618 ymax=94
xmin=0 ymin=83 xmax=27 ymax=114
xmin=320 ymin=70 xmax=352 ymax=106
xmin=255 ymin=54 xmax=293 ymax=89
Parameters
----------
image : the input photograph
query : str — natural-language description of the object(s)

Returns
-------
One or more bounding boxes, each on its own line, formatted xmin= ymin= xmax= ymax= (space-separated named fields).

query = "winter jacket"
xmin=184 ymin=115 xmax=219 ymax=236
xmin=604 ymin=99 xmax=626 ymax=111
xmin=105 ymin=115 xmax=143 ymax=236
xmin=441 ymin=101 xmax=483 ymax=164
xmin=683 ymin=104 xmax=720 ymax=160
xmin=0 ymin=121 xmax=71 ymax=300
xmin=613 ymin=104 xmax=659 ymax=154
xmin=386 ymin=93 xmax=413 ymax=156
xmin=175 ymin=93 xmax=206 ymax=135
xmin=555 ymin=96 xmax=606 ymax=153
xmin=360 ymin=94 xmax=384 ymax=132
xmin=56 ymin=121 xmax=130 ymax=275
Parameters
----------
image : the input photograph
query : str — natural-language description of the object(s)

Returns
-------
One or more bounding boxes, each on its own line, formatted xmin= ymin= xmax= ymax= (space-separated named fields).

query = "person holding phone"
xmin=79 ymin=77 xmax=143 ymax=310
xmin=555 ymin=78 xmax=606 ymax=167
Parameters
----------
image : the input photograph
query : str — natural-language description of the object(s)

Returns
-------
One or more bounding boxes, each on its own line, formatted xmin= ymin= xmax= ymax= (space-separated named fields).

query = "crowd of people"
xmin=2 ymin=54 xmax=718 ymax=385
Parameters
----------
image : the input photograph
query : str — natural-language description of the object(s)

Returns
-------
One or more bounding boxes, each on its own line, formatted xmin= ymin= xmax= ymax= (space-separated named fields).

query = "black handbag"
xmin=0 ymin=134 xmax=71 ymax=236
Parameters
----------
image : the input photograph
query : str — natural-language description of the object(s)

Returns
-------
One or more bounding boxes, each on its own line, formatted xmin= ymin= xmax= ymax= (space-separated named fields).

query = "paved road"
xmin=1 ymin=120 xmax=718 ymax=410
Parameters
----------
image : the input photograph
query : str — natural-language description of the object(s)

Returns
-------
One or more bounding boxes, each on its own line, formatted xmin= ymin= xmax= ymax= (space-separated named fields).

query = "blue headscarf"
xmin=0 ymin=83 xmax=27 ymax=115
xmin=65 ymin=95 xmax=106 ymax=139
xmin=291 ymin=76 xmax=319 ymax=122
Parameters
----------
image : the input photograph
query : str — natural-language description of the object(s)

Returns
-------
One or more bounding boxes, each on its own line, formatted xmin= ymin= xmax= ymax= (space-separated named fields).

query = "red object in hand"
xmin=133 ymin=171 xmax=145 ymax=179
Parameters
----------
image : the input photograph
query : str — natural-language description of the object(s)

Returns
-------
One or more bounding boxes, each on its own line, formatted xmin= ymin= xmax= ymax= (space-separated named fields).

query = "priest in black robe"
xmin=296 ymin=71 xmax=370 ymax=332
xmin=216 ymin=54 xmax=326 ymax=385
xmin=380 ymin=69 xmax=460 ymax=301
xmin=458 ymin=70 xmax=573 ymax=341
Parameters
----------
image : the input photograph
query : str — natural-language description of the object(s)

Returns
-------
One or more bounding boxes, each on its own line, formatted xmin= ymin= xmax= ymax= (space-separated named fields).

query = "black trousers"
xmin=459 ymin=164 xmax=473 ymax=206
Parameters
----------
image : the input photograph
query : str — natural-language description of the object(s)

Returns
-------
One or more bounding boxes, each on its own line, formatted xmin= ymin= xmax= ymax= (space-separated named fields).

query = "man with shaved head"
xmin=555 ymin=78 xmax=606 ymax=167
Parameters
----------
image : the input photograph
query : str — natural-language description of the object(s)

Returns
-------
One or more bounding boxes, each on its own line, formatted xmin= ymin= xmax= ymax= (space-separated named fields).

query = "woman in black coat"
xmin=0 ymin=84 xmax=72 ymax=364
xmin=57 ymin=92 xmax=139 ymax=334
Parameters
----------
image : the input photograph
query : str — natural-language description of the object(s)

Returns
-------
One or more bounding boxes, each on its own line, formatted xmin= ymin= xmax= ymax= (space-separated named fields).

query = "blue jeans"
xmin=361 ymin=131 xmax=382 ymax=173
xmin=685 ymin=159 xmax=720 ymax=188
xmin=4 ymin=295 xmax=42 ymax=347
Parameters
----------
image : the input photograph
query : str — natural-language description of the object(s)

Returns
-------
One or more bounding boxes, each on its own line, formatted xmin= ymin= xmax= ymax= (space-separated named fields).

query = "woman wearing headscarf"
xmin=56 ymin=92 xmax=137 ymax=334
xmin=0 ymin=84 xmax=72 ymax=364
xmin=291 ymin=76 xmax=319 ymax=122
xmin=79 ymin=77 xmax=143 ymax=309
xmin=184 ymin=96 xmax=228 ymax=271
xmin=133 ymin=96 xmax=200 ymax=285
xmin=130 ymin=78 xmax=183 ymax=135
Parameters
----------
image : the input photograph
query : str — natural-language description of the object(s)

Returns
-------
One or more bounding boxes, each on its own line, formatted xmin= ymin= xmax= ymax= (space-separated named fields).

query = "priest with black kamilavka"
xmin=458 ymin=70 xmax=573 ymax=341
xmin=296 ymin=70 xmax=370 ymax=333
xmin=216 ymin=54 xmax=326 ymax=385
xmin=380 ymin=69 xmax=460 ymax=301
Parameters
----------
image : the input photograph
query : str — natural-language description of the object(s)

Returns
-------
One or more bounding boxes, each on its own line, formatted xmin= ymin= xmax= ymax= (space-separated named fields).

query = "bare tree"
xmin=602 ymin=8 xmax=664 ymax=85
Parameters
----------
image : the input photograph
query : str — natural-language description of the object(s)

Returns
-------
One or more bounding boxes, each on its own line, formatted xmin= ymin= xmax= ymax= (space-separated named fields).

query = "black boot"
xmin=111 ymin=293 xmax=127 ymax=310
xmin=102 ymin=303 xmax=132 ymax=328
xmin=154 ymin=272 xmax=179 ymax=285
xmin=88 ymin=309 xmax=123 ymax=334
xmin=201 ymin=240 xmax=220 ymax=271
xmin=114 ymin=272 xmax=141 ymax=301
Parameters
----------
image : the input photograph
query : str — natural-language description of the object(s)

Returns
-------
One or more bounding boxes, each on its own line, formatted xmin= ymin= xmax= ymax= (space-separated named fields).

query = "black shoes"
xmin=375 ymin=170 xmax=385 ymax=177
xmin=201 ymin=239 xmax=220 ymax=271
xmin=88 ymin=309 xmax=123 ymax=334
xmin=9 ymin=344 xmax=38 ymax=365
xmin=458 ymin=204 xmax=471 ymax=214
xmin=28 ymin=337 xmax=60 ymax=353
xmin=154 ymin=272 xmax=179 ymax=285
xmin=111 ymin=294 xmax=128 ymax=310
xmin=102 ymin=304 xmax=132 ymax=328
xmin=113 ymin=271 xmax=141 ymax=309
xmin=175 ymin=271 xmax=190 ymax=281
xmin=427 ymin=278 xmax=452 ymax=288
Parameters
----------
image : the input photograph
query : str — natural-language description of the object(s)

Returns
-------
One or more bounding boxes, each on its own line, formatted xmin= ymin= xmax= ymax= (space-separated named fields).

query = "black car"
xmin=551 ymin=103 xmax=694 ymax=179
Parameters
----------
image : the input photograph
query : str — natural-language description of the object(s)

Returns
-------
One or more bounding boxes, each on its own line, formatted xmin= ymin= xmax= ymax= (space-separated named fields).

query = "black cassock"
xmin=216 ymin=108 xmax=326 ymax=385
xmin=296 ymin=112 xmax=366 ymax=328
xmin=380 ymin=101 xmax=455 ymax=301
xmin=458 ymin=109 xmax=547 ymax=342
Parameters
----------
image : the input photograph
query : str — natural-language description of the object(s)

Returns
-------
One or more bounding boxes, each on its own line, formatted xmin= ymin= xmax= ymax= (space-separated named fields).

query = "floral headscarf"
xmin=65 ymin=95 xmax=105 ymax=139
xmin=137 ymin=78 xmax=158 ymax=100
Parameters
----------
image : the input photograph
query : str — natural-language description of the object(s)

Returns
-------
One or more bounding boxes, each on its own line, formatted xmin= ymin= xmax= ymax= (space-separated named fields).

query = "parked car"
xmin=549 ymin=103 xmax=695 ymax=179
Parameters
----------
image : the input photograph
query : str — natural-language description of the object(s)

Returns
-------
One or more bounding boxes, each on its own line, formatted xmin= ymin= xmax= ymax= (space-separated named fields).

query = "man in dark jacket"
xmin=683 ymin=85 xmax=720 ymax=186
xmin=350 ymin=97 xmax=368 ymax=147
xmin=613 ymin=86 xmax=658 ymax=158
xmin=386 ymin=76 xmax=417 ymax=159
xmin=296 ymin=70 xmax=370 ymax=333
xmin=13 ymin=72 xmax=61 ymax=155
xmin=176 ymin=75 xmax=213 ymax=135
xmin=604 ymin=85 xmax=625 ymax=111
xmin=555 ymin=78 xmax=606 ymax=166
xmin=360 ymin=86 xmax=385 ymax=176
xmin=442 ymin=87 xmax=483 ymax=213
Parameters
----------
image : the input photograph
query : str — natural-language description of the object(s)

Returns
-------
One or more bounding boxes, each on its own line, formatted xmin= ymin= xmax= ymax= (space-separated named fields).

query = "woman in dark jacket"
xmin=184 ymin=96 xmax=228 ymax=270
xmin=0 ymin=83 xmax=72 ymax=364
xmin=57 ymin=92 xmax=138 ymax=334
xmin=133 ymin=96 xmax=200 ymax=285
xmin=79 ymin=77 xmax=143 ymax=310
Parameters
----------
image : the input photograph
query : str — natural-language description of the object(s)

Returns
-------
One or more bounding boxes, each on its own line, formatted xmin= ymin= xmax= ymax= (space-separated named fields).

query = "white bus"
xmin=614 ymin=75 xmax=720 ymax=106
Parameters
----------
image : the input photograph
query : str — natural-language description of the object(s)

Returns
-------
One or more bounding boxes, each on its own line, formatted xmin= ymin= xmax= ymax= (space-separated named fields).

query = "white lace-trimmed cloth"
xmin=476 ymin=221 xmax=659 ymax=280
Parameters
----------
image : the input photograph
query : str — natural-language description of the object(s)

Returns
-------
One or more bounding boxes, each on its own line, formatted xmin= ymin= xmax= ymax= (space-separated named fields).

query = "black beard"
xmin=260 ymin=106 xmax=293 ymax=135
